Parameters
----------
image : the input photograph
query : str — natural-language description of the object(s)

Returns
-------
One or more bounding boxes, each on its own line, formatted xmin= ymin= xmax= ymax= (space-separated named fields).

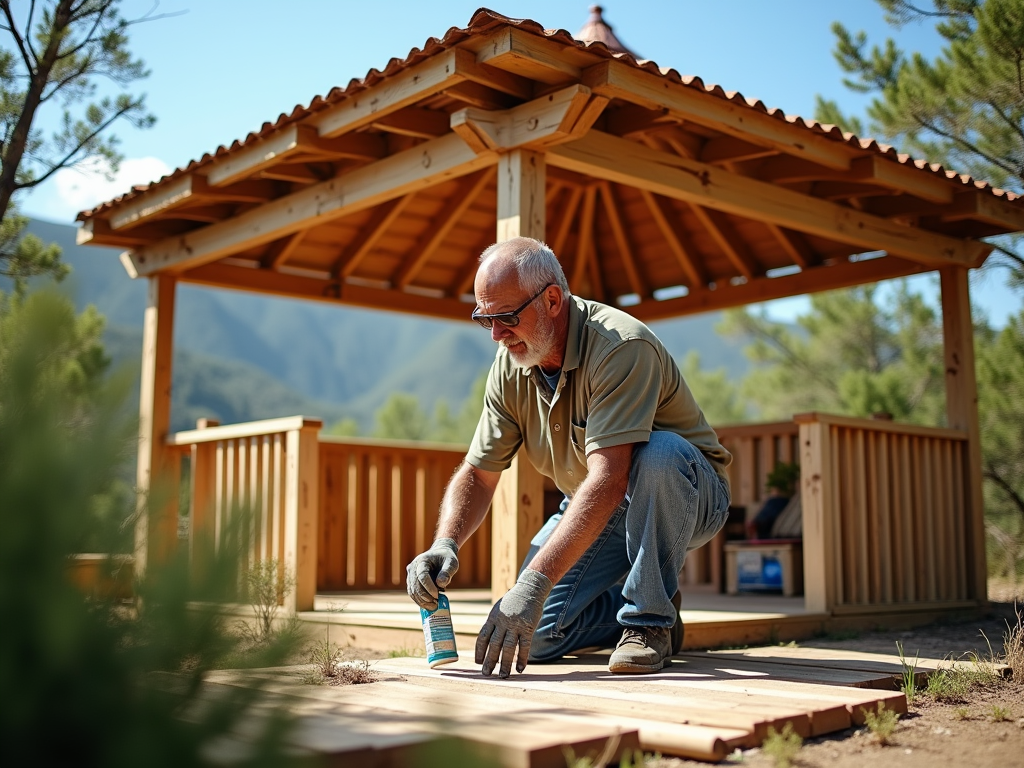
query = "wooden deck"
xmin=205 ymin=640 xmax=933 ymax=765
xmin=299 ymin=589 xmax=829 ymax=653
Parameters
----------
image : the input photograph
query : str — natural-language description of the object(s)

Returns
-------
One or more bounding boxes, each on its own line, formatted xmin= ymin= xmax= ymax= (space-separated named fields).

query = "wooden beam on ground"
xmin=181 ymin=262 xmax=472 ymax=320
xmin=850 ymin=155 xmax=953 ymax=204
xmin=491 ymin=146 xmax=548 ymax=599
xmin=476 ymin=27 xmax=583 ymax=85
xmin=584 ymin=60 xmax=854 ymax=171
xmin=127 ymin=132 xmax=494 ymax=276
xmin=395 ymin=167 xmax=495 ymax=288
xmin=451 ymin=85 xmax=601 ymax=153
xmin=331 ymin=195 xmax=414 ymax=280
xmin=940 ymin=266 xmax=987 ymax=602
xmin=627 ymin=255 xmax=927 ymax=322
xmin=135 ymin=275 xmax=178 ymax=577
xmin=689 ymin=205 xmax=760 ymax=279
xmin=598 ymin=181 xmax=648 ymax=298
xmin=572 ymin=185 xmax=598 ymax=291
xmin=371 ymin=108 xmax=450 ymax=139
xmin=548 ymin=131 xmax=989 ymax=268
xmin=261 ymin=231 xmax=305 ymax=269
xmin=767 ymin=224 xmax=815 ymax=269
xmin=640 ymin=189 xmax=708 ymax=288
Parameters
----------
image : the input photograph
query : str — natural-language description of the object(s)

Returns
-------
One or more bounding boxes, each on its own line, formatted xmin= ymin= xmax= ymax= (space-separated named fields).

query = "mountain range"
xmin=24 ymin=218 xmax=751 ymax=434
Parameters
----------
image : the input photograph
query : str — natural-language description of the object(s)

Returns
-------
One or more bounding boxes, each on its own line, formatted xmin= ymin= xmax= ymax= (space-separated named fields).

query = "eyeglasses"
xmin=471 ymin=284 xmax=553 ymax=329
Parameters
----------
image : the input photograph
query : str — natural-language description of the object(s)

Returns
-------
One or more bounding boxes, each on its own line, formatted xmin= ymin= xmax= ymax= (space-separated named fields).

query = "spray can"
xmin=420 ymin=590 xmax=458 ymax=667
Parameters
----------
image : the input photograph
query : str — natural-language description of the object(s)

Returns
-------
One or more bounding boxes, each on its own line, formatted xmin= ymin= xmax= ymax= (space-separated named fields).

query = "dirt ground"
xmin=652 ymin=583 xmax=1024 ymax=768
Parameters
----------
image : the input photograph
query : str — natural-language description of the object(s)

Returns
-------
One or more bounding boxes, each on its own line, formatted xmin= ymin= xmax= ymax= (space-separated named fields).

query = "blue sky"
xmin=18 ymin=0 xmax=1022 ymax=325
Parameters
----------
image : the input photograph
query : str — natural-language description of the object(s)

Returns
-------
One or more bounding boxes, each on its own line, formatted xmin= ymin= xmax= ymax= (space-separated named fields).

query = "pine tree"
xmin=815 ymin=0 xmax=1024 ymax=288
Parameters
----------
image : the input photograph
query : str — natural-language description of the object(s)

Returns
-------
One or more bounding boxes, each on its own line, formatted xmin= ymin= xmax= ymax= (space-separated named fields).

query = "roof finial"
xmin=574 ymin=4 xmax=638 ymax=57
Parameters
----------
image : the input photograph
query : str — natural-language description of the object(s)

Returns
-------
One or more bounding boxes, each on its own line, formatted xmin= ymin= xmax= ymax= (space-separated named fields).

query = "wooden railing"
xmin=169 ymin=416 xmax=321 ymax=612
xmin=796 ymin=412 xmax=976 ymax=614
xmin=318 ymin=436 xmax=491 ymax=590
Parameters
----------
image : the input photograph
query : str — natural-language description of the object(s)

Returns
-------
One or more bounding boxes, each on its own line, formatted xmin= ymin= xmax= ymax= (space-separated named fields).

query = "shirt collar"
xmin=562 ymin=296 xmax=585 ymax=373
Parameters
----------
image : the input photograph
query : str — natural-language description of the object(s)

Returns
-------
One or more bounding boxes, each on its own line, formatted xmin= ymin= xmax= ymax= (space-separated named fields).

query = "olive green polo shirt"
xmin=466 ymin=296 xmax=732 ymax=498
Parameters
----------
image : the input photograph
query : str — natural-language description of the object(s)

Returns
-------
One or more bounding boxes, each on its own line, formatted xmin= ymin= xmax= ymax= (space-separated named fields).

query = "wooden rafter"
xmin=583 ymin=59 xmax=854 ymax=170
xmin=571 ymin=185 xmax=598 ymax=290
xmin=700 ymin=136 xmax=778 ymax=165
xmin=443 ymin=81 xmax=517 ymax=110
xmin=371 ymin=108 xmax=450 ymax=139
xmin=183 ymin=262 xmax=470 ymax=320
xmin=640 ymin=189 xmax=707 ymax=288
xmin=125 ymin=132 xmax=491 ymax=277
xmin=605 ymin=104 xmax=673 ymax=137
xmin=545 ymin=180 xmax=564 ymax=205
xmin=477 ymin=27 xmax=582 ymax=85
xmin=259 ymin=164 xmax=329 ymax=184
xmin=551 ymin=184 xmax=583 ymax=258
xmin=331 ymin=195 xmax=415 ymax=280
xmin=453 ymin=230 xmax=496 ymax=297
xmin=548 ymin=131 xmax=990 ymax=268
xmin=395 ymin=167 xmax=495 ymax=289
xmin=597 ymin=181 xmax=647 ymax=298
xmin=588 ymin=236 xmax=606 ymax=302
xmin=766 ymin=224 xmax=815 ymax=269
xmin=630 ymin=255 xmax=928 ymax=322
xmin=689 ymin=205 xmax=760 ymax=279
xmin=261 ymin=231 xmax=305 ymax=270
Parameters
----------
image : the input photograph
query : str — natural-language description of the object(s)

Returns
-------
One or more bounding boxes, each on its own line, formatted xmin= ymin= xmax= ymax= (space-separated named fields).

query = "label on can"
xmin=421 ymin=592 xmax=459 ymax=667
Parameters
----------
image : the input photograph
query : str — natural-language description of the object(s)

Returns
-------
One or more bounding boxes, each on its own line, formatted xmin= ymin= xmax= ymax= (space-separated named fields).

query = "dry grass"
xmin=1004 ymin=603 xmax=1024 ymax=682
xmin=861 ymin=702 xmax=899 ymax=745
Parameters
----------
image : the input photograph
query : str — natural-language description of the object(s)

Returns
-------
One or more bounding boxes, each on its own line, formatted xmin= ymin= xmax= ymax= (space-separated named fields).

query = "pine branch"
xmin=984 ymin=464 xmax=1024 ymax=523
xmin=0 ymin=3 xmax=36 ymax=71
xmin=911 ymin=112 xmax=1019 ymax=178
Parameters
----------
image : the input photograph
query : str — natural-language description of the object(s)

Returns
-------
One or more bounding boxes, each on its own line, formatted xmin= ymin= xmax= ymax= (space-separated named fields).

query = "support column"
xmin=940 ymin=266 xmax=987 ymax=603
xmin=491 ymin=149 xmax=548 ymax=600
xmin=135 ymin=274 xmax=178 ymax=576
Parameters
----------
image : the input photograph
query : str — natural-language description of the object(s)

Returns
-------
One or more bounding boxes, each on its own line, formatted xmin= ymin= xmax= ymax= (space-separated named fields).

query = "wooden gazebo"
xmin=80 ymin=9 xmax=1022 ymax=625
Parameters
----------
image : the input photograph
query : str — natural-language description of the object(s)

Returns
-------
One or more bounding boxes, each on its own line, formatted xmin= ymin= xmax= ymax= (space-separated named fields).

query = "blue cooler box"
xmin=735 ymin=550 xmax=784 ymax=592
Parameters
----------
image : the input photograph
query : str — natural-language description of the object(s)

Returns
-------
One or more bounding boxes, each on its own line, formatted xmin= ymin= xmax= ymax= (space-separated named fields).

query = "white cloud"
xmin=20 ymin=156 xmax=173 ymax=225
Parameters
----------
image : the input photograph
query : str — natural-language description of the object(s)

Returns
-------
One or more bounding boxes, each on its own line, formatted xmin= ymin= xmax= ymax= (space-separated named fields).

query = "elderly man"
xmin=407 ymin=237 xmax=731 ymax=677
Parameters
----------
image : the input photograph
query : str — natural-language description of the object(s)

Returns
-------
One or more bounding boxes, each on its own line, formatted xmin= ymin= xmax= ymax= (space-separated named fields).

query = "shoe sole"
xmin=608 ymin=658 xmax=667 ymax=674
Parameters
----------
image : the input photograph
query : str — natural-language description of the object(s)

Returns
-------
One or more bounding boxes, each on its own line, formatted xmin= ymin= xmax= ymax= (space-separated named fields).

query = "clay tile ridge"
xmin=78 ymin=7 xmax=1019 ymax=220
xmin=574 ymin=5 xmax=637 ymax=57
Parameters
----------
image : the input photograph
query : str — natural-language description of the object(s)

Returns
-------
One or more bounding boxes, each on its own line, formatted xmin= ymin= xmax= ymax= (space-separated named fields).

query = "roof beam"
xmin=548 ymin=130 xmax=989 ymax=268
xmin=443 ymin=81 xmax=517 ymax=110
xmin=257 ymin=163 xmax=329 ymax=184
xmin=766 ymin=224 xmax=815 ymax=269
xmin=477 ymin=27 xmax=583 ymax=85
xmin=330 ymin=195 xmax=414 ymax=280
xmin=181 ymin=262 xmax=470 ymax=321
xmin=126 ymin=132 xmax=494 ymax=277
xmin=395 ymin=167 xmax=495 ymax=288
xmin=700 ymin=136 xmax=778 ymax=165
xmin=605 ymin=104 xmax=674 ymax=138
xmin=689 ymin=205 xmax=760 ymax=279
xmin=371 ymin=108 xmax=450 ymax=139
xmin=583 ymin=59 xmax=853 ymax=171
xmin=850 ymin=155 xmax=953 ymax=204
xmin=450 ymin=85 xmax=602 ymax=153
xmin=640 ymin=189 xmax=708 ymax=288
xmin=572 ymin=185 xmax=598 ymax=290
xmin=261 ymin=231 xmax=305 ymax=269
xmin=551 ymin=184 xmax=583 ymax=257
xmin=628 ymin=255 xmax=929 ymax=322
xmin=598 ymin=181 xmax=648 ymax=298
xmin=108 ymin=175 xmax=194 ymax=230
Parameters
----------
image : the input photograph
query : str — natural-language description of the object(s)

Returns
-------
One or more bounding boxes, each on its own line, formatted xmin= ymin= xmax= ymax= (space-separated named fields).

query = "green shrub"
xmin=0 ymin=291 xmax=301 ymax=766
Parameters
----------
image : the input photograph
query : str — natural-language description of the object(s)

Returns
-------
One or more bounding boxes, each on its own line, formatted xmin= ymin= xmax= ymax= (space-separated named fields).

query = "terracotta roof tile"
xmin=78 ymin=7 xmax=1018 ymax=220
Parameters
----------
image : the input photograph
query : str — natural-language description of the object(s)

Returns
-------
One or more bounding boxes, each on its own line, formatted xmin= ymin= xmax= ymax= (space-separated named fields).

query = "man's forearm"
xmin=435 ymin=461 xmax=499 ymax=548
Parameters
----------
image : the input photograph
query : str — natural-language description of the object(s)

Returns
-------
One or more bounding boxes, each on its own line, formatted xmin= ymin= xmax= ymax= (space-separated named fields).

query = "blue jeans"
xmin=521 ymin=431 xmax=730 ymax=661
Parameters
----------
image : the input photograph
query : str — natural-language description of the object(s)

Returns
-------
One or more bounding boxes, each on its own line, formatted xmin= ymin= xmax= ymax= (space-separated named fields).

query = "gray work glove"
xmin=475 ymin=569 xmax=553 ymax=678
xmin=406 ymin=538 xmax=459 ymax=610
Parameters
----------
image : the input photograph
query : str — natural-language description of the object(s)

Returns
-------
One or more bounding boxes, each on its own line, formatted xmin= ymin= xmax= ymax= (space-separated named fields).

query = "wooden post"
xmin=491 ymin=148 xmax=548 ymax=600
xmin=798 ymin=416 xmax=836 ymax=614
xmin=939 ymin=266 xmax=987 ymax=603
xmin=283 ymin=419 xmax=322 ymax=613
xmin=135 ymin=275 xmax=178 ymax=576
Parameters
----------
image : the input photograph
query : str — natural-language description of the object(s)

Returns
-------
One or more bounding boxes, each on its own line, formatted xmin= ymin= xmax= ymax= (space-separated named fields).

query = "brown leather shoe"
xmin=608 ymin=625 xmax=673 ymax=674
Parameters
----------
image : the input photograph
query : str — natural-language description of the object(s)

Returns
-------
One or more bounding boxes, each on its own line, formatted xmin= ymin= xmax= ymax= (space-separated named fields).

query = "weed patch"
xmin=861 ymin=702 xmax=899 ymax=745
xmin=897 ymin=640 xmax=920 ymax=706
xmin=761 ymin=722 xmax=801 ymax=768
xmin=1004 ymin=604 xmax=1024 ymax=681
xmin=989 ymin=704 xmax=1012 ymax=721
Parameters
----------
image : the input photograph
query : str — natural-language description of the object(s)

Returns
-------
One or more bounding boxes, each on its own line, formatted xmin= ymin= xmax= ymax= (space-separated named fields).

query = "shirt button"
xmin=567 ymin=470 xmax=574 ymax=476
xmin=553 ymin=424 xmax=561 ymax=432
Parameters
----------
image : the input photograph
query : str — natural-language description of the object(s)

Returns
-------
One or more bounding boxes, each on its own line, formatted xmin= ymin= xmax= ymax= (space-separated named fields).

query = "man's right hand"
xmin=406 ymin=538 xmax=459 ymax=610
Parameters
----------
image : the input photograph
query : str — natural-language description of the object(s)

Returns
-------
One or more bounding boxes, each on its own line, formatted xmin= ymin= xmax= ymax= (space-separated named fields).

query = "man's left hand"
xmin=475 ymin=569 xmax=552 ymax=678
